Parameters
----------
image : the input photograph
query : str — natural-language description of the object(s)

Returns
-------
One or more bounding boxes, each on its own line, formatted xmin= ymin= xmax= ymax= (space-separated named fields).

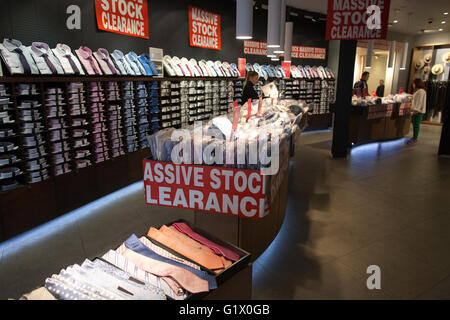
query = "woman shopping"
xmin=406 ymin=78 xmax=427 ymax=145
xmin=242 ymin=71 xmax=260 ymax=102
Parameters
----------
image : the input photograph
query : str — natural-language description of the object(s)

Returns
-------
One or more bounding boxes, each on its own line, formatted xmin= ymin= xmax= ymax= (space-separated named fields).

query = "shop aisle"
xmin=0 ymin=125 xmax=449 ymax=300
xmin=253 ymin=125 xmax=450 ymax=299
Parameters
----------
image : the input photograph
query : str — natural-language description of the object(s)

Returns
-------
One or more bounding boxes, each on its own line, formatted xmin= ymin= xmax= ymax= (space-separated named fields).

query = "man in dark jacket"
xmin=354 ymin=71 xmax=370 ymax=95
xmin=376 ymin=79 xmax=385 ymax=97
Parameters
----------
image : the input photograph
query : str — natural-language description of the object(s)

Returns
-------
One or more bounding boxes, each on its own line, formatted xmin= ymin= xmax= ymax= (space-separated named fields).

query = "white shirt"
xmin=0 ymin=39 xmax=39 ymax=75
xmin=29 ymin=42 xmax=64 ymax=75
xmin=411 ymin=88 xmax=427 ymax=114
xmin=52 ymin=43 xmax=85 ymax=75
xmin=111 ymin=49 xmax=135 ymax=75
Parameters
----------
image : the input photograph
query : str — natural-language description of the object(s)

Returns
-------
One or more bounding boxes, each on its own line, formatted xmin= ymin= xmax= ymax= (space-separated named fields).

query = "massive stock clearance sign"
xmin=143 ymin=160 xmax=268 ymax=219
xmin=325 ymin=0 xmax=391 ymax=40
xmin=189 ymin=6 xmax=221 ymax=50
xmin=243 ymin=41 xmax=326 ymax=60
xmin=95 ymin=0 xmax=149 ymax=39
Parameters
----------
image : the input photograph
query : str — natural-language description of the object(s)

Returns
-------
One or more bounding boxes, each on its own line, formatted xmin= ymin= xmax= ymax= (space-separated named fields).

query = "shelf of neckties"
xmin=121 ymin=81 xmax=139 ymax=153
xmin=0 ymin=83 xmax=23 ymax=192
xmin=15 ymin=83 xmax=50 ymax=185
xmin=65 ymin=82 xmax=91 ymax=171
xmin=86 ymin=82 xmax=109 ymax=165
xmin=43 ymin=84 xmax=72 ymax=177
xmin=104 ymin=81 xmax=125 ymax=158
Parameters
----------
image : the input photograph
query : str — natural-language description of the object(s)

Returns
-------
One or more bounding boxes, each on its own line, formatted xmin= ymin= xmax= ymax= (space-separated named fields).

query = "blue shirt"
xmin=138 ymin=54 xmax=158 ymax=76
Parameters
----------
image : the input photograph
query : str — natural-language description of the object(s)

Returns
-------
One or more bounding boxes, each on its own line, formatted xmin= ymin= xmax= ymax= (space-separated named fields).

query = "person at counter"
xmin=376 ymin=80 xmax=385 ymax=97
xmin=242 ymin=71 xmax=260 ymax=102
xmin=406 ymin=78 xmax=427 ymax=145
xmin=354 ymin=71 xmax=370 ymax=95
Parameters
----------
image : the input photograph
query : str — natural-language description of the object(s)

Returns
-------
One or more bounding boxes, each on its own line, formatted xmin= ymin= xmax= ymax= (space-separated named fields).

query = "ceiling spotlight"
xmin=442 ymin=21 xmax=446 ymax=24
xmin=393 ymin=20 xmax=398 ymax=23
xmin=439 ymin=28 xmax=444 ymax=31
xmin=311 ymin=18 xmax=317 ymax=22
xmin=388 ymin=23 xmax=393 ymax=27
xmin=444 ymin=12 xmax=448 ymax=15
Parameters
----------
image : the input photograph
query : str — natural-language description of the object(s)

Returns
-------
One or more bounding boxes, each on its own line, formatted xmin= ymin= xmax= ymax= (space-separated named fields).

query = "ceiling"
xmin=285 ymin=0 xmax=450 ymax=35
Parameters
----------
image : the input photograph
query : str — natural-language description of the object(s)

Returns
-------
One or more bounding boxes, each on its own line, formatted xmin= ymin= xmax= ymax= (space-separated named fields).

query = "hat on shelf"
xmin=424 ymin=53 xmax=432 ymax=64
xmin=431 ymin=63 xmax=444 ymax=75
xmin=443 ymin=52 xmax=450 ymax=64
xmin=423 ymin=65 xmax=431 ymax=74
xmin=415 ymin=59 xmax=425 ymax=69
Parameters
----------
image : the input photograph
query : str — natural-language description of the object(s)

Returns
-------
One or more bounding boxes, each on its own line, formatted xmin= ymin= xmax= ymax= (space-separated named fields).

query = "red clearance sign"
xmin=94 ymin=0 xmax=149 ymax=39
xmin=238 ymin=58 xmax=246 ymax=78
xmin=243 ymin=40 xmax=268 ymax=56
xmin=243 ymin=42 xmax=326 ymax=60
xmin=325 ymin=0 xmax=391 ymax=40
xmin=291 ymin=46 xmax=326 ymax=59
xmin=143 ymin=160 xmax=268 ymax=219
xmin=189 ymin=6 xmax=221 ymax=50
xmin=282 ymin=62 xmax=291 ymax=78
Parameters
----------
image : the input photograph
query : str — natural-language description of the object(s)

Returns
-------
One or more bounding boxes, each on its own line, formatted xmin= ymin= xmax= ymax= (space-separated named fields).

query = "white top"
xmin=411 ymin=88 xmax=426 ymax=114
xmin=52 ymin=44 xmax=85 ymax=75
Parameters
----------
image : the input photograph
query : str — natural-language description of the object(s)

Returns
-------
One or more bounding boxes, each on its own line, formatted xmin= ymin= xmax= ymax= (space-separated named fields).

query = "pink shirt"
xmin=116 ymin=244 xmax=210 ymax=294
xmin=93 ymin=48 xmax=119 ymax=75
xmin=75 ymin=46 xmax=102 ymax=75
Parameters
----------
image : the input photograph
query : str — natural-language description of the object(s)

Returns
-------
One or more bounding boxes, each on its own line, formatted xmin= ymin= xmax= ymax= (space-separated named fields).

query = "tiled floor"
xmin=0 ymin=124 xmax=449 ymax=300
xmin=252 ymin=124 xmax=450 ymax=300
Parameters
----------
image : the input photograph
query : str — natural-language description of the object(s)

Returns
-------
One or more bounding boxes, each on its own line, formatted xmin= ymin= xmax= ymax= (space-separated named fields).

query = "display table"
xmin=348 ymin=102 xmax=411 ymax=146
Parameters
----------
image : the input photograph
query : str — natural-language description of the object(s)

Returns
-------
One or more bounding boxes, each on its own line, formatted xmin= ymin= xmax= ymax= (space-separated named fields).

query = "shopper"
xmin=242 ymin=71 xmax=260 ymax=102
xmin=376 ymin=79 xmax=385 ymax=97
xmin=406 ymin=78 xmax=427 ymax=145
xmin=353 ymin=71 xmax=370 ymax=95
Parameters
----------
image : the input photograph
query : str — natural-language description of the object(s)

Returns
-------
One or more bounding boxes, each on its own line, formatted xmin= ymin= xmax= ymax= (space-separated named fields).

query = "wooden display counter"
xmin=348 ymin=103 xmax=411 ymax=146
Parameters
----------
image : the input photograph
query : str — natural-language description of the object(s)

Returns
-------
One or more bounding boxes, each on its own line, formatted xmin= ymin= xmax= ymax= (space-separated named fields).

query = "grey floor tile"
xmin=337 ymin=241 xmax=449 ymax=299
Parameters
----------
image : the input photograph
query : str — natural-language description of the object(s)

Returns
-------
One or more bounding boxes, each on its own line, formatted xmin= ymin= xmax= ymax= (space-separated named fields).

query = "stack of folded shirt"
xmin=105 ymin=82 xmax=125 ymax=158
xmin=45 ymin=87 xmax=72 ymax=176
xmin=234 ymin=81 xmax=243 ymax=104
xmin=227 ymin=81 xmax=235 ymax=114
xmin=149 ymin=81 xmax=161 ymax=133
xmin=67 ymin=82 xmax=91 ymax=169
xmin=136 ymin=82 xmax=150 ymax=149
xmin=88 ymin=82 xmax=109 ymax=164
xmin=122 ymin=81 xmax=138 ymax=153
xmin=15 ymin=83 xmax=39 ymax=96
xmin=180 ymin=81 xmax=190 ymax=127
xmin=218 ymin=80 xmax=228 ymax=115
xmin=16 ymin=90 xmax=50 ymax=184
xmin=160 ymin=81 xmax=172 ymax=128
xmin=0 ymin=87 xmax=22 ymax=191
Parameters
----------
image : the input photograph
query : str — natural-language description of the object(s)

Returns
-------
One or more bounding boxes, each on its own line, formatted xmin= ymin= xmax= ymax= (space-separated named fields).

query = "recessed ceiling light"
xmin=393 ymin=20 xmax=398 ymax=23
xmin=444 ymin=12 xmax=448 ymax=15
xmin=442 ymin=21 xmax=446 ymax=24
xmin=439 ymin=28 xmax=444 ymax=31
xmin=388 ymin=23 xmax=393 ymax=27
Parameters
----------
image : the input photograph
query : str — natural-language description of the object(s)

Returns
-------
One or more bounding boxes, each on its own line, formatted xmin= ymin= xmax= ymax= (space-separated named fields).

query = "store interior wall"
xmin=0 ymin=0 xmax=329 ymax=68
xmin=365 ymin=55 xmax=388 ymax=96
xmin=414 ymin=31 xmax=450 ymax=47
xmin=327 ymin=40 xmax=341 ymax=81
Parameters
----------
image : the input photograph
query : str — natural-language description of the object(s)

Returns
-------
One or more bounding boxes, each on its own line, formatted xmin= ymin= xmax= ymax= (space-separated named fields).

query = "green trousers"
xmin=412 ymin=113 xmax=424 ymax=141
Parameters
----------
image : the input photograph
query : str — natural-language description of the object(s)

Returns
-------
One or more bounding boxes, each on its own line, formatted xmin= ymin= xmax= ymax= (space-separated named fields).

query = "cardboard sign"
xmin=238 ymin=58 xmax=246 ymax=78
xmin=367 ymin=103 xmax=392 ymax=119
xmin=243 ymin=40 xmax=268 ymax=56
xmin=143 ymin=160 xmax=268 ymax=219
xmin=189 ymin=6 xmax=221 ymax=50
xmin=325 ymin=0 xmax=391 ymax=40
xmin=291 ymin=46 xmax=326 ymax=60
xmin=94 ymin=0 xmax=149 ymax=39
xmin=281 ymin=62 xmax=291 ymax=78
